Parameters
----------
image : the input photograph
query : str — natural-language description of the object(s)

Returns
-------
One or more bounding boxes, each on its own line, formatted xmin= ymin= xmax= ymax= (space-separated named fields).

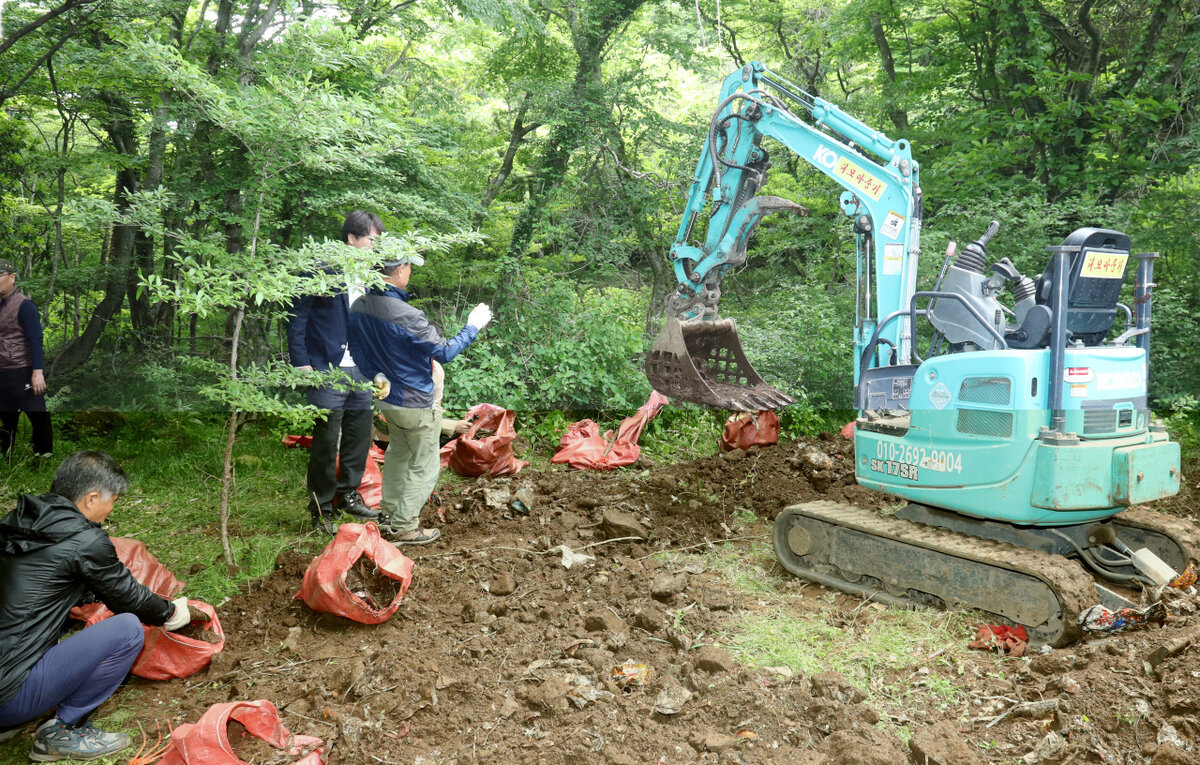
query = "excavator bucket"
xmin=646 ymin=317 xmax=795 ymax=411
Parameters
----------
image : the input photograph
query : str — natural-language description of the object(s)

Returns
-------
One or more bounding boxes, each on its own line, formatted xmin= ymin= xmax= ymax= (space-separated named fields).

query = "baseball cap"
xmin=381 ymin=252 xmax=425 ymax=268
xmin=0 ymin=258 xmax=15 ymax=274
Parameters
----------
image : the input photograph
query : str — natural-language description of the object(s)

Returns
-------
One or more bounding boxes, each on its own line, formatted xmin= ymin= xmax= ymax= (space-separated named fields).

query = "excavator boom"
xmin=648 ymin=61 xmax=920 ymax=409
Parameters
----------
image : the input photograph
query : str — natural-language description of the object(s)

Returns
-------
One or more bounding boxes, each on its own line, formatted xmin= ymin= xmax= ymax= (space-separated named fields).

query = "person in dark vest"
xmin=0 ymin=257 xmax=51 ymax=459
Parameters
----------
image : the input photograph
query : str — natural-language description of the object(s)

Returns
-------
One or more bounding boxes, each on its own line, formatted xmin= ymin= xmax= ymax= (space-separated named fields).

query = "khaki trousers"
xmin=375 ymin=401 xmax=440 ymax=532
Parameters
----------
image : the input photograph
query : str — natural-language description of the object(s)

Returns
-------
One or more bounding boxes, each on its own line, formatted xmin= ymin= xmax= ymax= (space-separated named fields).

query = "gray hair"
xmin=50 ymin=451 xmax=130 ymax=502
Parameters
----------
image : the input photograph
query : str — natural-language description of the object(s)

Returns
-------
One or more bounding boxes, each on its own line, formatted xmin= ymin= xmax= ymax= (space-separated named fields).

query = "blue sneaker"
xmin=30 ymin=718 xmax=131 ymax=761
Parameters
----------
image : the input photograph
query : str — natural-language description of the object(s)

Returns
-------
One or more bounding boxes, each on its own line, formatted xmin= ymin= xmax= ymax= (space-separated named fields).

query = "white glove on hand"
xmin=467 ymin=303 xmax=493 ymax=331
xmin=164 ymin=596 xmax=191 ymax=631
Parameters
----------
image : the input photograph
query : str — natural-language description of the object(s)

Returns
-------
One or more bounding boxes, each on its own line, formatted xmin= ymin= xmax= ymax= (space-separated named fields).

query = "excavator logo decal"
xmin=812 ymin=145 xmax=838 ymax=169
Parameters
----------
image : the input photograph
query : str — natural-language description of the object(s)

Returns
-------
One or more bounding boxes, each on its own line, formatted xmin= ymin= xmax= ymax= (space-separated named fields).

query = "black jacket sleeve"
xmin=74 ymin=529 xmax=174 ymax=625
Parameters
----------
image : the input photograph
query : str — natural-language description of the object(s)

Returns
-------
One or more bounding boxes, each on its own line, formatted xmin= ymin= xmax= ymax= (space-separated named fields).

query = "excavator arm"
xmin=647 ymin=61 xmax=922 ymax=409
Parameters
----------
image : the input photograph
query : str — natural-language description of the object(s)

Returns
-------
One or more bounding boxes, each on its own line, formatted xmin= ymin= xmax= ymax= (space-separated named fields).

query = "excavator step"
xmin=645 ymin=317 xmax=794 ymax=411
xmin=773 ymin=501 xmax=1097 ymax=647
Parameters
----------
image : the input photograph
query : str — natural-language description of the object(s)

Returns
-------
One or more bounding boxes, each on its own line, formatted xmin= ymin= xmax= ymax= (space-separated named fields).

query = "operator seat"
xmin=1012 ymin=228 xmax=1130 ymax=349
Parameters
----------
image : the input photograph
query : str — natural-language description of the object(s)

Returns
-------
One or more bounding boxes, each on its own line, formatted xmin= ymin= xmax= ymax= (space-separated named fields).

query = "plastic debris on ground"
xmin=612 ymin=660 xmax=651 ymax=689
xmin=297 ymin=522 xmax=413 ymax=624
xmin=1078 ymin=601 xmax=1168 ymax=634
xmin=439 ymin=403 xmax=529 ymax=477
xmin=550 ymin=544 xmax=594 ymax=569
xmin=968 ymin=624 xmax=1029 ymax=657
xmin=718 ymin=410 xmax=780 ymax=452
xmin=158 ymin=699 xmax=323 ymax=765
xmin=551 ymin=391 xmax=669 ymax=470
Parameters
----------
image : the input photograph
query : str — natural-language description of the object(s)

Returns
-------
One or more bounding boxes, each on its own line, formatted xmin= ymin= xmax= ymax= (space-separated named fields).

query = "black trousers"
xmin=0 ymin=367 xmax=52 ymax=456
xmin=306 ymin=366 xmax=373 ymax=517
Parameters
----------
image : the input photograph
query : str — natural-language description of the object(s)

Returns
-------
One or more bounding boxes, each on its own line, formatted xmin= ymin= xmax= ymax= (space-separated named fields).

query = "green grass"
xmin=653 ymin=517 xmax=980 ymax=723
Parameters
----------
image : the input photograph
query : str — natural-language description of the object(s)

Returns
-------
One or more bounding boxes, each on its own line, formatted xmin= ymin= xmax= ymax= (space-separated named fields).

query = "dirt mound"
xmin=108 ymin=438 xmax=1200 ymax=763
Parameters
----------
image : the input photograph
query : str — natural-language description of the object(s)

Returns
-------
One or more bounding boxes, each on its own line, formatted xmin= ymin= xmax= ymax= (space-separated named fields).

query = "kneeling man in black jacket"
xmin=0 ymin=451 xmax=197 ymax=762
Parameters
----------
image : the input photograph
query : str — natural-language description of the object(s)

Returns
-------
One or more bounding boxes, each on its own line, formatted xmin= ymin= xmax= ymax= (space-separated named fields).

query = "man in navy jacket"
xmin=348 ymin=255 xmax=491 ymax=544
xmin=286 ymin=211 xmax=383 ymax=533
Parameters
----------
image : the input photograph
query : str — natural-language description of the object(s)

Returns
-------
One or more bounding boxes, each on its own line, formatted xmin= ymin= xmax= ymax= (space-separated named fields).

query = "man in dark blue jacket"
xmin=0 ymin=451 xmax=196 ymax=761
xmin=348 ymin=254 xmax=491 ymax=545
xmin=0 ymin=258 xmax=52 ymax=458
xmin=287 ymin=211 xmax=383 ymax=533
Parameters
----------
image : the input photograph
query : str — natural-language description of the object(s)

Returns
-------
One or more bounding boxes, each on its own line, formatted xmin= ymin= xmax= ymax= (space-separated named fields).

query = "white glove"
xmin=164 ymin=596 xmax=190 ymax=631
xmin=467 ymin=303 xmax=492 ymax=331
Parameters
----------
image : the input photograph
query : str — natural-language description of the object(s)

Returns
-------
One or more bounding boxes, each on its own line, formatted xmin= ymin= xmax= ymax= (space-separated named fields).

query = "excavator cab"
xmin=645 ymin=317 xmax=794 ymax=411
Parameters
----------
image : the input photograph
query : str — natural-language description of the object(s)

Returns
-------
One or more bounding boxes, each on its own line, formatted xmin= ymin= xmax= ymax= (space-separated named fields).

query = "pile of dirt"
xmin=106 ymin=437 xmax=1200 ymax=764
xmin=226 ymin=720 xmax=283 ymax=763
xmin=174 ymin=621 xmax=222 ymax=644
xmin=344 ymin=556 xmax=404 ymax=611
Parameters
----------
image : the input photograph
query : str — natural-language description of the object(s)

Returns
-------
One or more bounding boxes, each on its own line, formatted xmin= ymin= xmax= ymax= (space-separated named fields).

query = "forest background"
xmin=1 ymin=0 xmax=1198 ymax=429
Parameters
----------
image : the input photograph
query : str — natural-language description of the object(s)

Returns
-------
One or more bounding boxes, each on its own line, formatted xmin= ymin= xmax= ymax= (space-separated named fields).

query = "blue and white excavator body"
xmin=647 ymin=62 xmax=1193 ymax=645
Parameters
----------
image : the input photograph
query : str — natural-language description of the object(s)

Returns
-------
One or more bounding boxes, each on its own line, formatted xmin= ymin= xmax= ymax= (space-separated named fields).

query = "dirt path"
xmin=113 ymin=438 xmax=1200 ymax=763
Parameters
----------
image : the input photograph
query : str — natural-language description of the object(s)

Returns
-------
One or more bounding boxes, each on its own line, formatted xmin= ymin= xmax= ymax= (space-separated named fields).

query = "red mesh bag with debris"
xmin=70 ymin=537 xmax=185 ymax=626
xmin=132 ymin=599 xmax=226 ymax=680
xmin=280 ymin=437 xmax=384 ymax=509
xmin=439 ymin=403 xmax=529 ymax=477
xmin=719 ymin=411 xmax=780 ymax=452
xmin=297 ymin=522 xmax=413 ymax=624
xmin=551 ymin=392 xmax=669 ymax=470
xmin=158 ymin=699 xmax=324 ymax=765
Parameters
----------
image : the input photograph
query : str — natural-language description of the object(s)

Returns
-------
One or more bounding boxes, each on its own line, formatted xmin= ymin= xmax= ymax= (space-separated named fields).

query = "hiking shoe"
xmin=0 ymin=725 xmax=21 ymax=743
xmin=311 ymin=510 xmax=340 ymax=536
xmin=385 ymin=526 xmax=440 ymax=546
xmin=30 ymin=718 xmax=131 ymax=762
xmin=335 ymin=491 xmax=381 ymax=520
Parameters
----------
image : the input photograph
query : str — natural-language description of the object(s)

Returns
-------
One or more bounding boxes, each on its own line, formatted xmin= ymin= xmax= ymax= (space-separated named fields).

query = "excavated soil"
xmin=112 ymin=437 xmax=1200 ymax=763
xmin=345 ymin=556 xmax=406 ymax=612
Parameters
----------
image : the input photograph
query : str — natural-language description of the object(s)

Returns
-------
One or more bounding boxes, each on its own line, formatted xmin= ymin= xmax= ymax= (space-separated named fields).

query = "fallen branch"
xmin=986 ymin=698 xmax=1059 ymax=728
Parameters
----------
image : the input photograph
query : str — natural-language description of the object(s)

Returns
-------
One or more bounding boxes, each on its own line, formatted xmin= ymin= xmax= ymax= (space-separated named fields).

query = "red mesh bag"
xmin=551 ymin=392 xmax=668 ymax=470
xmin=719 ymin=411 xmax=780 ymax=452
xmin=158 ymin=699 xmax=324 ymax=765
xmin=132 ymin=600 xmax=225 ymax=680
xmin=439 ymin=403 xmax=529 ymax=477
xmin=297 ymin=522 xmax=413 ymax=624
xmin=69 ymin=537 xmax=185 ymax=627
xmin=281 ymin=436 xmax=383 ymax=509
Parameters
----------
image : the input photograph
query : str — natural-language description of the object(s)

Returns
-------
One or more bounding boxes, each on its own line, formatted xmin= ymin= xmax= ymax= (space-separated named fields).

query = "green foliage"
xmin=1164 ymin=397 xmax=1200 ymax=463
xmin=444 ymin=279 xmax=650 ymax=410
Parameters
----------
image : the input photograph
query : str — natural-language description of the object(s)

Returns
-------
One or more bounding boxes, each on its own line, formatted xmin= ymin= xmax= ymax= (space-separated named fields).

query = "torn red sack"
xmin=70 ymin=537 xmax=185 ymax=627
xmin=281 ymin=436 xmax=383 ymax=509
xmin=719 ymin=411 xmax=780 ymax=452
xmin=439 ymin=403 xmax=529 ymax=477
xmin=158 ymin=699 xmax=324 ymax=765
xmin=297 ymin=522 xmax=413 ymax=624
xmin=551 ymin=392 xmax=669 ymax=470
xmin=133 ymin=600 xmax=226 ymax=680
xmin=968 ymin=624 xmax=1028 ymax=657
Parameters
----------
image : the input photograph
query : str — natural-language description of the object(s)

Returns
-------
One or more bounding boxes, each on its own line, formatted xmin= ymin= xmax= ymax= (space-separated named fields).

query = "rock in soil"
xmin=650 ymin=572 xmax=687 ymax=601
xmin=909 ymin=721 xmax=985 ymax=765
xmin=600 ymin=507 xmax=648 ymax=540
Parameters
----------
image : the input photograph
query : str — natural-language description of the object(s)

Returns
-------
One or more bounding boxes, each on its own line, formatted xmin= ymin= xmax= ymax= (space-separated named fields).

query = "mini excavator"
xmin=646 ymin=62 xmax=1195 ymax=646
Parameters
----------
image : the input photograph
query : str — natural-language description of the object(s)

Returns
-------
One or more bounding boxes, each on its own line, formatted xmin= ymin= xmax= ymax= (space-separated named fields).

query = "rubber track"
xmin=783 ymin=501 xmax=1097 ymax=646
xmin=1116 ymin=507 xmax=1200 ymax=564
